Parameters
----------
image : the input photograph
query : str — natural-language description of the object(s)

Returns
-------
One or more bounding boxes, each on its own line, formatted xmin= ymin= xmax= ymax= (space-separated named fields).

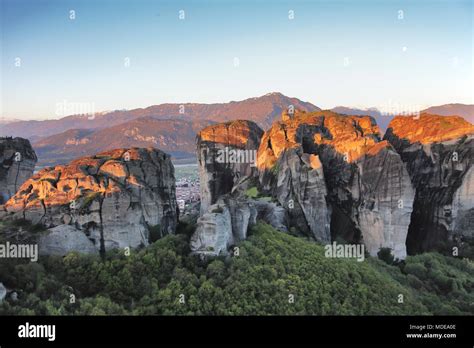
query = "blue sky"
xmin=1 ymin=0 xmax=473 ymax=120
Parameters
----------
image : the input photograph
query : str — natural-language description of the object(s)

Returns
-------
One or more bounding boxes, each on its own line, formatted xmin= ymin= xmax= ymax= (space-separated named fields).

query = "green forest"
xmin=0 ymin=222 xmax=473 ymax=315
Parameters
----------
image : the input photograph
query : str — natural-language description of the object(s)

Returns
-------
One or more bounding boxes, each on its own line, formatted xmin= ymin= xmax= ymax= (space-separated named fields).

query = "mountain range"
xmin=1 ymin=93 xmax=472 ymax=167
xmin=0 ymin=92 xmax=318 ymax=140
xmin=33 ymin=118 xmax=215 ymax=166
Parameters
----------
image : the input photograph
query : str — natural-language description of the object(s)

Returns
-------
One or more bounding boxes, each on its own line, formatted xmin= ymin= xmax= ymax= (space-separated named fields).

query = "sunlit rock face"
xmin=4 ymin=147 xmax=177 ymax=254
xmin=257 ymin=111 xmax=414 ymax=259
xmin=385 ymin=114 xmax=474 ymax=254
xmin=197 ymin=120 xmax=263 ymax=215
xmin=0 ymin=137 xmax=37 ymax=204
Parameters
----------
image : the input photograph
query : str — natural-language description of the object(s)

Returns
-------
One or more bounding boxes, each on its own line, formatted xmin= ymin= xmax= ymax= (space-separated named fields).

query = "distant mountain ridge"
xmin=0 ymin=118 xmax=22 ymax=125
xmin=421 ymin=104 xmax=474 ymax=123
xmin=33 ymin=117 xmax=215 ymax=167
xmin=0 ymin=92 xmax=319 ymax=140
xmin=3 ymin=94 xmax=472 ymax=167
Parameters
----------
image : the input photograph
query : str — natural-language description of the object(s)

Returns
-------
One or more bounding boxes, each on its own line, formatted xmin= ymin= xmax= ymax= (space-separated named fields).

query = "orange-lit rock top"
xmin=386 ymin=114 xmax=474 ymax=144
xmin=198 ymin=120 xmax=263 ymax=148
xmin=365 ymin=140 xmax=391 ymax=157
xmin=257 ymin=110 xmax=382 ymax=169
xmin=5 ymin=147 xmax=171 ymax=212
xmin=3 ymin=146 xmax=178 ymax=252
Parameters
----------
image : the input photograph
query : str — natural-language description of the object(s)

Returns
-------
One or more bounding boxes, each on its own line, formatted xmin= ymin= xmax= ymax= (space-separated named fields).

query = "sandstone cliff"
xmin=192 ymin=111 xmax=414 ymax=259
xmin=197 ymin=120 xmax=263 ymax=215
xmin=3 ymin=147 xmax=177 ymax=254
xmin=257 ymin=111 xmax=414 ymax=258
xmin=385 ymin=114 xmax=474 ymax=254
xmin=192 ymin=120 xmax=290 ymax=256
xmin=0 ymin=137 xmax=37 ymax=204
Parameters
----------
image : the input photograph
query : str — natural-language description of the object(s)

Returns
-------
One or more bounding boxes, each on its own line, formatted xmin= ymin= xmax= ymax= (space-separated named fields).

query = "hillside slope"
xmin=1 ymin=222 xmax=472 ymax=315
xmin=422 ymin=104 xmax=474 ymax=124
xmin=33 ymin=117 xmax=214 ymax=166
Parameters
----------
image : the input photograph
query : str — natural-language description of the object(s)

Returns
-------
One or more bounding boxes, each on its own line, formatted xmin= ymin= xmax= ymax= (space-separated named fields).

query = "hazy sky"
xmin=1 ymin=0 xmax=473 ymax=120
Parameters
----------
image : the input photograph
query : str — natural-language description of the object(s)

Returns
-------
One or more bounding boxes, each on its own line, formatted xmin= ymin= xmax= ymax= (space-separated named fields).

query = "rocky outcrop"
xmin=352 ymin=141 xmax=415 ymax=259
xmin=192 ymin=111 xmax=474 ymax=259
xmin=192 ymin=111 xmax=414 ymax=258
xmin=385 ymin=114 xmax=474 ymax=254
xmin=197 ymin=120 xmax=263 ymax=215
xmin=190 ymin=201 xmax=233 ymax=256
xmin=0 ymin=137 xmax=37 ymax=204
xmin=190 ymin=191 xmax=287 ymax=256
xmin=259 ymin=146 xmax=330 ymax=242
xmin=3 ymin=147 xmax=177 ymax=254
xmin=39 ymin=225 xmax=99 ymax=255
xmin=257 ymin=111 xmax=414 ymax=258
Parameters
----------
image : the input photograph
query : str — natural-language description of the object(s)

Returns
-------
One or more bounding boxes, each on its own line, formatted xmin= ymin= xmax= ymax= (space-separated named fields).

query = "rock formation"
xmin=192 ymin=111 xmax=414 ymax=259
xmin=192 ymin=120 xmax=287 ymax=256
xmin=38 ymin=225 xmax=99 ymax=256
xmin=352 ymin=141 xmax=415 ymax=259
xmin=257 ymin=112 xmax=331 ymax=242
xmin=257 ymin=110 xmax=414 ymax=259
xmin=385 ymin=114 xmax=474 ymax=254
xmin=190 ymin=187 xmax=287 ymax=256
xmin=197 ymin=120 xmax=263 ymax=215
xmin=3 ymin=147 xmax=177 ymax=254
xmin=0 ymin=137 xmax=37 ymax=204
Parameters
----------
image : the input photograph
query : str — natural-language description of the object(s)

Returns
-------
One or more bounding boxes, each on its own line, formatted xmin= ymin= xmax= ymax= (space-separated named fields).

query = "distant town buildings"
xmin=175 ymin=177 xmax=200 ymax=213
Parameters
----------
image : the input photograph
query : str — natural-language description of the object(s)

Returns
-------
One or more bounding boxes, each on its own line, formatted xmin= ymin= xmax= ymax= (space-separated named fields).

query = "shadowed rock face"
xmin=257 ymin=111 xmax=414 ymax=258
xmin=259 ymin=144 xmax=330 ymax=242
xmin=190 ymin=180 xmax=287 ymax=256
xmin=0 ymin=137 xmax=37 ymax=204
xmin=4 ymin=147 xmax=177 ymax=254
xmin=385 ymin=114 xmax=474 ymax=254
xmin=352 ymin=141 xmax=415 ymax=259
xmin=197 ymin=120 xmax=263 ymax=215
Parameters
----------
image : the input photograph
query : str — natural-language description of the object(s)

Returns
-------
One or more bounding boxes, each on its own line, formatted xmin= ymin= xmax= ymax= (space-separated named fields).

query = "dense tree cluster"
xmin=0 ymin=222 xmax=472 ymax=315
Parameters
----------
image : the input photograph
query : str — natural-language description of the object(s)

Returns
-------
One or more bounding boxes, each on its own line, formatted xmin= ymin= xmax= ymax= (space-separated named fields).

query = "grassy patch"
xmin=245 ymin=186 xmax=259 ymax=198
